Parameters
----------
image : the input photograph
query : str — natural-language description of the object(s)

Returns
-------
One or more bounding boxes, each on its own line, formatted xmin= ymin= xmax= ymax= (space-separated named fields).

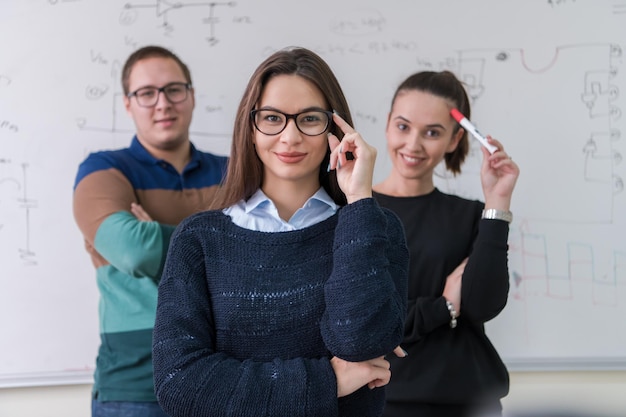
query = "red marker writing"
xmin=450 ymin=108 xmax=498 ymax=154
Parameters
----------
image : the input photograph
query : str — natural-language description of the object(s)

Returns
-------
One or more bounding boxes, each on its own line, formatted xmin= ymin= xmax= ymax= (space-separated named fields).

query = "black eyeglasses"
xmin=127 ymin=82 xmax=191 ymax=107
xmin=251 ymin=108 xmax=333 ymax=136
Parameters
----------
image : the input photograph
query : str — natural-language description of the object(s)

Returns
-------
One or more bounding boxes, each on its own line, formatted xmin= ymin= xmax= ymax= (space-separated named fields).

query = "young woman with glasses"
xmin=152 ymin=47 xmax=409 ymax=417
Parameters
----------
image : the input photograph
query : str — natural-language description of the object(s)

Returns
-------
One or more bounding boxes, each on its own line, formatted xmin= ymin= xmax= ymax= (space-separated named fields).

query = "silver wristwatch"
xmin=481 ymin=208 xmax=513 ymax=223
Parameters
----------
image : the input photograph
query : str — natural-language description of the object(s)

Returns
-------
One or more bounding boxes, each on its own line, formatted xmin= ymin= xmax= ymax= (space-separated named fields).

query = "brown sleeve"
xmin=73 ymin=168 xmax=136 ymax=265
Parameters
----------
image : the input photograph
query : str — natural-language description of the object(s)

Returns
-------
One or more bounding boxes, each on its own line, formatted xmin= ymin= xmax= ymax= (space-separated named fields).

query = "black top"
xmin=374 ymin=188 xmax=510 ymax=406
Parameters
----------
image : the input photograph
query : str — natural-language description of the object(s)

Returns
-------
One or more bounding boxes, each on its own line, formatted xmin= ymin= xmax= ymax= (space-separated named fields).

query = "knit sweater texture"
xmin=153 ymin=198 xmax=409 ymax=417
xmin=374 ymin=188 xmax=510 ymax=407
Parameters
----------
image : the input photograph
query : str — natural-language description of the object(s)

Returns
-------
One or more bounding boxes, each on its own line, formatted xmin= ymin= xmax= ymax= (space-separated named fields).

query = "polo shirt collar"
xmin=129 ymin=135 xmax=201 ymax=170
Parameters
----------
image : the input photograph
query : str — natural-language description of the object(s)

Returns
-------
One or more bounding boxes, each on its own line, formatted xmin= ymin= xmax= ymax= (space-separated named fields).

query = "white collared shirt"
xmin=223 ymin=187 xmax=338 ymax=232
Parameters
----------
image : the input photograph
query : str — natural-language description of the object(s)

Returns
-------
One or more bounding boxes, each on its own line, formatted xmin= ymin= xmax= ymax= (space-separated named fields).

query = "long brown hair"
xmin=391 ymin=70 xmax=471 ymax=175
xmin=209 ymin=47 xmax=353 ymax=209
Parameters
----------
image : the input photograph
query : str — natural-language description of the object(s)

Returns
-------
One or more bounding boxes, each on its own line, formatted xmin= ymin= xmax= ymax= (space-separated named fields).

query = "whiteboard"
xmin=1 ymin=0 xmax=625 ymax=388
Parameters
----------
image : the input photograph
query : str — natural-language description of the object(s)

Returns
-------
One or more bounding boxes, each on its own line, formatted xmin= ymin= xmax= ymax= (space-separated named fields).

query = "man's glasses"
xmin=127 ymin=82 xmax=191 ymax=108
xmin=251 ymin=109 xmax=333 ymax=136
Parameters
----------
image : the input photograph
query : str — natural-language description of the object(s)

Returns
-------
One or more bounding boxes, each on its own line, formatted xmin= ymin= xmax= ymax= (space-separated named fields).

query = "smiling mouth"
xmin=276 ymin=152 xmax=306 ymax=163
xmin=401 ymin=154 xmax=422 ymax=164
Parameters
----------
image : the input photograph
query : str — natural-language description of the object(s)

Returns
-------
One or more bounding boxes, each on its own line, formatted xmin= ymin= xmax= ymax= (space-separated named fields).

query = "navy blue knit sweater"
xmin=153 ymin=198 xmax=409 ymax=417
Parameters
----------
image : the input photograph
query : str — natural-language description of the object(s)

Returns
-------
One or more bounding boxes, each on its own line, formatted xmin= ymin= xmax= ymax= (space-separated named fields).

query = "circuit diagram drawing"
xmin=76 ymin=60 xmax=134 ymax=136
xmin=0 ymin=160 xmax=38 ymax=266
xmin=120 ymin=0 xmax=237 ymax=44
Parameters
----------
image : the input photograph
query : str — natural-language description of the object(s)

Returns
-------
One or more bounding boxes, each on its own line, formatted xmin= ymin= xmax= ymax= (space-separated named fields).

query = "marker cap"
xmin=450 ymin=108 xmax=465 ymax=123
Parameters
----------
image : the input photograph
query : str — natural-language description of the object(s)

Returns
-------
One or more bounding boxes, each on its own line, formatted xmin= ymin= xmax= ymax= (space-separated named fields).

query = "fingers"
xmin=486 ymin=136 xmax=513 ymax=163
xmin=480 ymin=136 xmax=519 ymax=214
xmin=365 ymin=357 xmax=392 ymax=390
xmin=484 ymin=136 xmax=507 ymax=159
xmin=130 ymin=202 xmax=153 ymax=222
xmin=483 ymin=136 xmax=520 ymax=178
xmin=327 ymin=112 xmax=368 ymax=170
xmin=327 ymin=132 xmax=342 ymax=170
xmin=331 ymin=355 xmax=392 ymax=397
xmin=326 ymin=112 xmax=377 ymax=202
xmin=367 ymin=375 xmax=391 ymax=390
xmin=363 ymin=356 xmax=392 ymax=390
xmin=485 ymin=135 xmax=503 ymax=152
xmin=331 ymin=111 xmax=356 ymax=135
xmin=392 ymin=345 xmax=408 ymax=358
xmin=327 ymin=135 xmax=353 ymax=173
xmin=367 ymin=355 xmax=391 ymax=369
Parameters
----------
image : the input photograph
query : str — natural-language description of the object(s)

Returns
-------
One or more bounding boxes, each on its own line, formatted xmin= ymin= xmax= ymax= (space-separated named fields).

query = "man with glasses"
xmin=73 ymin=45 xmax=227 ymax=417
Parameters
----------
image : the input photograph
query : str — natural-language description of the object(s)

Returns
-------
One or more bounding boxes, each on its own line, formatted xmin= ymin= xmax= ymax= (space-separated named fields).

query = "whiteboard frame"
xmin=1 ymin=357 xmax=625 ymax=388
xmin=0 ymin=370 xmax=93 ymax=389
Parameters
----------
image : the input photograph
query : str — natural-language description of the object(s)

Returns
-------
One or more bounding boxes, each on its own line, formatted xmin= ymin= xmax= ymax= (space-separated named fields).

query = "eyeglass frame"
xmin=127 ymin=82 xmax=192 ymax=108
xmin=250 ymin=108 xmax=334 ymax=136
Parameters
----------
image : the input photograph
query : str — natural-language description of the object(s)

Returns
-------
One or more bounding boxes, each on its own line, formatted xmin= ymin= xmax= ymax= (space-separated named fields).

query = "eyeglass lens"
xmin=253 ymin=110 xmax=330 ymax=136
xmin=132 ymin=83 xmax=189 ymax=107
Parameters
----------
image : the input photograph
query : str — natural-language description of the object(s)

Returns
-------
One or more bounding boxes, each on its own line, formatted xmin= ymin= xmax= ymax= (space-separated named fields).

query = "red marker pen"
xmin=450 ymin=108 xmax=498 ymax=154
